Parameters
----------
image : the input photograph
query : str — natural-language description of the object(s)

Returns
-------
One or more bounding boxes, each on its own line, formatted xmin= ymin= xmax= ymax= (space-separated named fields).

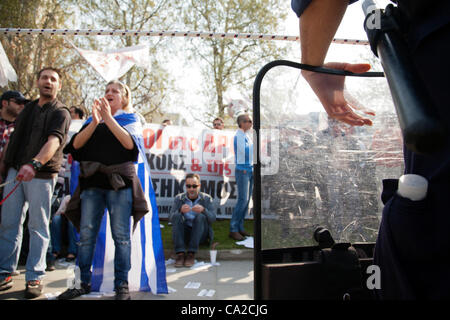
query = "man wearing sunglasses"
xmin=169 ymin=173 xmax=216 ymax=267
xmin=212 ymin=117 xmax=224 ymax=130
xmin=230 ymin=113 xmax=254 ymax=241
xmin=0 ymin=91 xmax=28 ymax=170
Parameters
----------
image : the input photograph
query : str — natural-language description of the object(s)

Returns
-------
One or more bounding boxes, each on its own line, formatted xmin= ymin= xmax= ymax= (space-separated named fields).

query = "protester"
xmin=0 ymin=90 xmax=28 ymax=275
xmin=46 ymin=159 xmax=71 ymax=271
xmin=63 ymin=106 xmax=86 ymax=262
xmin=169 ymin=173 xmax=216 ymax=267
xmin=292 ymin=0 xmax=450 ymax=299
xmin=69 ymin=106 xmax=85 ymax=120
xmin=58 ymin=80 xmax=149 ymax=300
xmin=212 ymin=117 xmax=225 ymax=130
xmin=0 ymin=91 xmax=28 ymax=165
xmin=0 ymin=67 xmax=71 ymax=298
xmin=47 ymin=106 xmax=84 ymax=264
xmin=49 ymin=105 xmax=86 ymax=264
xmin=229 ymin=113 xmax=253 ymax=241
xmin=0 ymin=90 xmax=28 ymax=207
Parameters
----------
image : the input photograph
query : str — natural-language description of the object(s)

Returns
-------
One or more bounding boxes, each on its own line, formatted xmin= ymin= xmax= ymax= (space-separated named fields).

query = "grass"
xmin=159 ymin=219 xmax=254 ymax=251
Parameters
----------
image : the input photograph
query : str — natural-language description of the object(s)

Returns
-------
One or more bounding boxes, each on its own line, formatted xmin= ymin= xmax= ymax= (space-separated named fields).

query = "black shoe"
xmin=239 ymin=230 xmax=252 ymax=237
xmin=115 ymin=283 xmax=130 ymax=300
xmin=0 ymin=274 xmax=13 ymax=291
xmin=46 ymin=259 xmax=56 ymax=271
xmin=58 ymin=282 xmax=91 ymax=300
xmin=65 ymin=254 xmax=76 ymax=262
xmin=229 ymin=232 xmax=244 ymax=241
xmin=25 ymin=280 xmax=43 ymax=299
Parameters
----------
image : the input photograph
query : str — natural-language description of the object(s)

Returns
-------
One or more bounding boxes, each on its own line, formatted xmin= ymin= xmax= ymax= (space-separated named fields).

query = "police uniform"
xmin=292 ymin=0 xmax=450 ymax=299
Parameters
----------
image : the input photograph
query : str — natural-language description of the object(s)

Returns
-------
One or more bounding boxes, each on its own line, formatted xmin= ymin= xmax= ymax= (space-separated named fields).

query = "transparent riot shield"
xmin=253 ymin=60 xmax=404 ymax=299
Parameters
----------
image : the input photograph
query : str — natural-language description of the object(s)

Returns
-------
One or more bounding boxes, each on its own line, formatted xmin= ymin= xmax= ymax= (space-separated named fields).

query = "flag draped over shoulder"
xmin=80 ymin=111 xmax=168 ymax=294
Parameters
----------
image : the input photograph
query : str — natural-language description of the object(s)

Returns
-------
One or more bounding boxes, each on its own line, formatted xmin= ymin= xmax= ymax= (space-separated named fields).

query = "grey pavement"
xmin=0 ymin=254 xmax=254 ymax=301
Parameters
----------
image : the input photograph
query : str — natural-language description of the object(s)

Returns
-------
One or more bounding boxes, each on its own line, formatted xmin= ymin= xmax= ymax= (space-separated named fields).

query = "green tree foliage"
xmin=182 ymin=0 xmax=289 ymax=119
xmin=1 ymin=0 xmax=290 ymax=123
xmin=0 ymin=0 xmax=84 ymax=106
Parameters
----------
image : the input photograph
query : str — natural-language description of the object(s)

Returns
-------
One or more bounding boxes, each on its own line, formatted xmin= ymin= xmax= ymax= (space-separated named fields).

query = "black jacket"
xmin=4 ymin=99 xmax=71 ymax=178
xmin=65 ymin=161 xmax=149 ymax=233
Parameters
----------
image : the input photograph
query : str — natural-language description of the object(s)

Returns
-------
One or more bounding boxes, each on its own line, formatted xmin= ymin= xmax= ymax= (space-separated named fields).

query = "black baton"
xmin=362 ymin=0 xmax=447 ymax=155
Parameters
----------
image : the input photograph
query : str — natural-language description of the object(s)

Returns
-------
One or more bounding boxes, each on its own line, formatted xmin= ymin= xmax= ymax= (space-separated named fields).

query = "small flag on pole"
xmin=68 ymin=40 xmax=150 ymax=82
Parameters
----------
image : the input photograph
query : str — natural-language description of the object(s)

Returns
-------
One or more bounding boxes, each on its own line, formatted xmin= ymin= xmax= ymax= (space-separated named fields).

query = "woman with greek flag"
xmin=59 ymin=80 xmax=167 ymax=300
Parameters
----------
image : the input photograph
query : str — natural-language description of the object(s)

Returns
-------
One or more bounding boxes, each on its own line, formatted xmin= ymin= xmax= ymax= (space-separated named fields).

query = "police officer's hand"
xmin=302 ymin=62 xmax=375 ymax=126
xmin=16 ymin=164 xmax=36 ymax=182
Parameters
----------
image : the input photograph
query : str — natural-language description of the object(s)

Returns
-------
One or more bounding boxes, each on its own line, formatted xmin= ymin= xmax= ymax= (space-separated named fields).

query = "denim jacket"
xmin=169 ymin=192 xmax=216 ymax=243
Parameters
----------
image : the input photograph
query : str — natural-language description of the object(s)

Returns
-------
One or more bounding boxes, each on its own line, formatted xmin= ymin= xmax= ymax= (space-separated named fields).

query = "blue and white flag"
xmin=80 ymin=111 xmax=168 ymax=294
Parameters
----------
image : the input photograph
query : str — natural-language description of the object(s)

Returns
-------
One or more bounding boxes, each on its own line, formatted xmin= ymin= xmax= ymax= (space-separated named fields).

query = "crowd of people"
xmin=0 ymin=70 xmax=255 ymax=300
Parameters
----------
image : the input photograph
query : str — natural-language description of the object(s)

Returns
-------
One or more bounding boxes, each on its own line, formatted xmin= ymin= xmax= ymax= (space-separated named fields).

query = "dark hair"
xmin=185 ymin=173 xmax=200 ymax=182
xmin=213 ymin=117 xmax=224 ymax=124
xmin=162 ymin=119 xmax=172 ymax=124
xmin=70 ymin=106 xmax=85 ymax=119
xmin=37 ymin=67 xmax=62 ymax=80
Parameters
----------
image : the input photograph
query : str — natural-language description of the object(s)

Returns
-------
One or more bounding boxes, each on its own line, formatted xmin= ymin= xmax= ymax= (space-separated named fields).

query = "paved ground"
xmin=0 ymin=257 xmax=254 ymax=300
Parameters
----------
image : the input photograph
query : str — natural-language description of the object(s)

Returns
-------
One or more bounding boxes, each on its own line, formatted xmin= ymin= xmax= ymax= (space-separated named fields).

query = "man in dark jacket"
xmin=169 ymin=173 xmax=216 ymax=267
xmin=0 ymin=67 xmax=71 ymax=299
xmin=0 ymin=91 xmax=28 ymax=165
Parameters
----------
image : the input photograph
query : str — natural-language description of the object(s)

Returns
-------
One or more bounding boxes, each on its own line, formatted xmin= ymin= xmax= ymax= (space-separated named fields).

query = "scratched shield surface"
xmin=258 ymin=64 xmax=403 ymax=249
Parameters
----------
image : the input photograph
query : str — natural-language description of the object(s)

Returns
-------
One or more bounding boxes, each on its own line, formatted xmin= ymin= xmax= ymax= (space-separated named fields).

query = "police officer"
xmin=292 ymin=0 xmax=450 ymax=299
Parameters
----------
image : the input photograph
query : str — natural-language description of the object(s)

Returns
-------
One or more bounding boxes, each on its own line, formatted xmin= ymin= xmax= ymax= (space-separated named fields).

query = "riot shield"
xmin=253 ymin=60 xmax=403 ymax=299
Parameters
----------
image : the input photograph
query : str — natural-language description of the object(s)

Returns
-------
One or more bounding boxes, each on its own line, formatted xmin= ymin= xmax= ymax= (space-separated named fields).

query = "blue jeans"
xmin=230 ymin=169 xmax=253 ymax=233
xmin=50 ymin=214 xmax=78 ymax=256
xmin=0 ymin=168 xmax=56 ymax=281
xmin=78 ymin=187 xmax=132 ymax=289
xmin=171 ymin=212 xmax=209 ymax=253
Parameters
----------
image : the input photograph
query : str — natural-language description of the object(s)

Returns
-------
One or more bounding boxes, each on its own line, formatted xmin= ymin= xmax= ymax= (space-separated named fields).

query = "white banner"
xmin=143 ymin=123 xmax=253 ymax=219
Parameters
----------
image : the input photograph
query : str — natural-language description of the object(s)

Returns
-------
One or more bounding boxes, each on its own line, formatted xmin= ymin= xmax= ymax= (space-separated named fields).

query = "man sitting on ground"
xmin=169 ymin=173 xmax=216 ymax=267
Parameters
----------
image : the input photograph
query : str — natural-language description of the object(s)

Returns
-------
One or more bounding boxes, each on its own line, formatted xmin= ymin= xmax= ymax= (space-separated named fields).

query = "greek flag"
xmin=80 ymin=111 xmax=168 ymax=294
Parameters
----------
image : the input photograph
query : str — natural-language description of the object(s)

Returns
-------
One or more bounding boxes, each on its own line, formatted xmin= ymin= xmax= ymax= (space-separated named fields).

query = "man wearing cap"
xmin=0 ymin=68 xmax=71 ymax=299
xmin=0 ymin=91 xmax=28 ymax=166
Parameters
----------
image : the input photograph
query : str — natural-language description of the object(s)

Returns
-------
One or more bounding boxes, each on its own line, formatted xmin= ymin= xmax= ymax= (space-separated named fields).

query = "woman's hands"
xmin=73 ymin=98 xmax=106 ymax=149
xmin=91 ymin=97 xmax=114 ymax=125
xmin=98 ymin=97 xmax=113 ymax=123
xmin=91 ymin=99 xmax=102 ymax=125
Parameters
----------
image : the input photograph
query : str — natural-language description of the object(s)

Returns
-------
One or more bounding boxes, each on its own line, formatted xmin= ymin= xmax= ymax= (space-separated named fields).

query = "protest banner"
xmin=143 ymin=123 xmax=249 ymax=219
